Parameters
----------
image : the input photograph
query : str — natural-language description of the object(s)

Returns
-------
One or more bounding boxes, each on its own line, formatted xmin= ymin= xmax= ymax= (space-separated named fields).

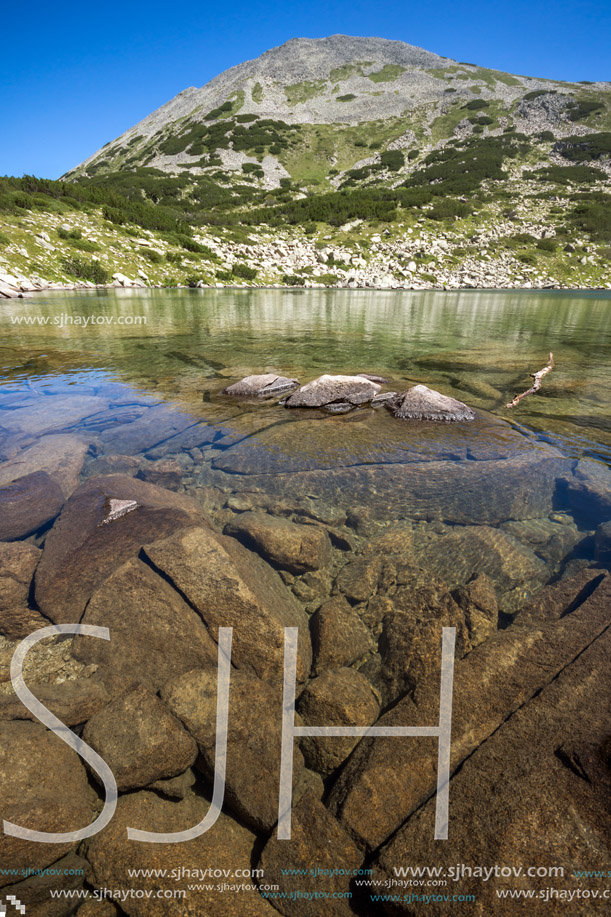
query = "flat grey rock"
xmin=285 ymin=374 xmax=381 ymax=408
xmin=223 ymin=373 xmax=299 ymax=397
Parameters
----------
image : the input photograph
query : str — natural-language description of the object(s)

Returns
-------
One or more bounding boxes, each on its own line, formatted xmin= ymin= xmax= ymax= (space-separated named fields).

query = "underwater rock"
xmin=0 ymin=471 xmax=64 ymax=541
xmin=327 ymin=574 xmax=611 ymax=853
xmin=388 ymin=384 xmax=476 ymax=422
xmin=84 ymin=453 xmax=141 ymax=476
xmin=594 ymin=520 xmax=611 ymax=567
xmin=0 ymin=678 xmax=109 ymax=726
xmin=99 ymin=404 xmax=195 ymax=455
xmin=258 ymin=788 xmax=362 ymax=917
xmin=297 ymin=667 xmax=380 ymax=777
xmin=84 ymin=791 xmax=274 ymax=917
xmin=311 ymin=596 xmax=372 ymax=673
xmin=370 ymin=620 xmax=611 ymax=915
xmin=82 ymin=684 xmax=197 ymax=791
xmin=0 ymin=434 xmax=89 ymax=497
xmin=163 ymin=666 xmax=304 ymax=833
xmin=0 ymin=721 xmax=96 ymax=887
xmin=562 ymin=458 xmax=611 ymax=522
xmin=335 ymin=555 xmax=384 ymax=604
xmin=136 ymin=458 xmax=183 ymax=491
xmin=0 ymin=542 xmax=41 ymax=624
xmin=284 ymin=374 xmax=381 ymax=409
xmin=413 ymin=524 xmax=548 ymax=601
xmin=35 ymin=474 xmax=204 ymax=624
xmin=72 ymin=558 xmax=218 ymax=694
xmin=224 ymin=512 xmax=331 ymax=574
xmin=223 ymin=373 xmax=299 ymax=397
xmin=0 ymin=395 xmax=106 ymax=437
xmin=451 ymin=572 xmax=499 ymax=647
xmin=376 ymin=583 xmax=470 ymax=707
xmin=143 ymin=526 xmax=312 ymax=684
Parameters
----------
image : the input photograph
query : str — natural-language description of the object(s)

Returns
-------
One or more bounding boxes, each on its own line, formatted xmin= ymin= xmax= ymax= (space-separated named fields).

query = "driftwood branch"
xmin=506 ymin=352 xmax=554 ymax=408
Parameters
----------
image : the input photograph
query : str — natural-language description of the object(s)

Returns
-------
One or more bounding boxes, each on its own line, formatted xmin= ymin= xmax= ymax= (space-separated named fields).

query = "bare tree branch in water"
xmin=506 ymin=352 xmax=554 ymax=408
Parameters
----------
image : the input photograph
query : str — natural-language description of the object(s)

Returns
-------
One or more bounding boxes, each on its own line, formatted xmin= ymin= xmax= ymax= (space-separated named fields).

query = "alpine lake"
xmin=2 ymin=287 xmax=611 ymax=914
xmin=2 ymin=287 xmax=611 ymax=616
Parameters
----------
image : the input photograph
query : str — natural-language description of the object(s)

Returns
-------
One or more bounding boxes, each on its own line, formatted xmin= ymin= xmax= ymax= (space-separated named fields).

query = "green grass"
xmin=329 ymin=63 xmax=365 ymax=83
xmin=284 ymin=80 xmax=327 ymax=106
xmin=475 ymin=67 xmax=523 ymax=88
xmin=367 ymin=64 xmax=406 ymax=83
xmin=251 ymin=82 xmax=264 ymax=104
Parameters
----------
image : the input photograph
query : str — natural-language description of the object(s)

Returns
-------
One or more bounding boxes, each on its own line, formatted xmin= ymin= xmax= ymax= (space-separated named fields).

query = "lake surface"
xmin=1 ymin=287 xmax=610 ymax=615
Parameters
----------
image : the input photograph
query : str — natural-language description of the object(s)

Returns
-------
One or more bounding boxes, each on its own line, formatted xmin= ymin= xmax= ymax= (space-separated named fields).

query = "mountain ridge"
xmin=1 ymin=35 xmax=609 ymax=297
xmin=65 ymin=34 xmax=611 ymax=184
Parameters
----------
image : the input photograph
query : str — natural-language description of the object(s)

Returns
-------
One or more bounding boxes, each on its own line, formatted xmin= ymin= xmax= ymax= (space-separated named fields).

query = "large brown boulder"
xmin=35 ymin=474 xmax=204 ymax=623
xmin=0 ymin=541 xmax=44 ymax=639
xmin=297 ymin=668 xmax=380 ymax=777
xmin=82 ymin=684 xmax=197 ymax=791
xmin=1 ymin=851 xmax=89 ymax=917
xmin=71 ymin=558 xmax=218 ymax=694
xmin=374 ymin=570 xmax=470 ymax=707
xmin=0 ymin=721 xmax=97 ymax=887
xmin=0 ymin=678 xmax=109 ymax=725
xmin=162 ymin=666 xmax=304 ymax=833
xmin=0 ymin=471 xmax=64 ymax=541
xmin=335 ymin=555 xmax=384 ymax=604
xmin=84 ymin=790 xmax=276 ymax=916
xmin=258 ymin=788 xmax=363 ymax=917
xmin=144 ymin=526 xmax=311 ymax=684
xmin=311 ymin=596 xmax=372 ymax=673
xmin=327 ymin=574 xmax=611 ymax=852
xmin=370 ymin=622 xmax=611 ymax=915
xmin=225 ymin=512 xmax=331 ymax=574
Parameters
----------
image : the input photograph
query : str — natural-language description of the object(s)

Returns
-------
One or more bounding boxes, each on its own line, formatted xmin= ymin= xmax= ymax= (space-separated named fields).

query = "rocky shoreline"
xmin=2 ymin=274 xmax=610 ymax=301
xmin=2 ymin=211 xmax=611 ymax=298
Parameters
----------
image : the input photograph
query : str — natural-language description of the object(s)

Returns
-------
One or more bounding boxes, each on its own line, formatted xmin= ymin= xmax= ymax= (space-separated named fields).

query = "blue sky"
xmin=1 ymin=0 xmax=608 ymax=179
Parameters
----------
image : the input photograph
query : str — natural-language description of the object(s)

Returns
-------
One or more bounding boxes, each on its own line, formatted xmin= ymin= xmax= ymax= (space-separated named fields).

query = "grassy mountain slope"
xmin=1 ymin=36 xmax=610 ymax=292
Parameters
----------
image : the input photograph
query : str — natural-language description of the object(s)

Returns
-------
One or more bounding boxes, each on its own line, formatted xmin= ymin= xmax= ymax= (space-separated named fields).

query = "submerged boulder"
xmin=328 ymin=574 xmax=611 ymax=853
xmin=35 ymin=474 xmax=204 ymax=624
xmin=84 ymin=791 xmax=274 ymax=917
xmin=0 ymin=721 xmax=96 ymax=887
xmin=143 ymin=525 xmax=312 ymax=684
xmin=258 ymin=788 xmax=362 ymax=917
xmin=82 ymin=684 xmax=197 ymax=791
xmin=284 ymin=374 xmax=381 ymax=410
xmin=370 ymin=619 xmax=611 ymax=915
xmin=388 ymin=384 xmax=476 ymax=422
xmin=0 ymin=471 xmax=64 ymax=541
xmin=224 ymin=512 xmax=331 ymax=574
xmin=163 ymin=666 xmax=304 ymax=833
xmin=223 ymin=373 xmax=299 ymax=397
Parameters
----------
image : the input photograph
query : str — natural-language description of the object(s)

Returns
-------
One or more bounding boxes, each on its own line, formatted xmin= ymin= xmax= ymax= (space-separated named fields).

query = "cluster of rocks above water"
xmin=224 ymin=372 xmax=476 ymax=421
xmin=1 ymin=383 xmax=611 ymax=914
